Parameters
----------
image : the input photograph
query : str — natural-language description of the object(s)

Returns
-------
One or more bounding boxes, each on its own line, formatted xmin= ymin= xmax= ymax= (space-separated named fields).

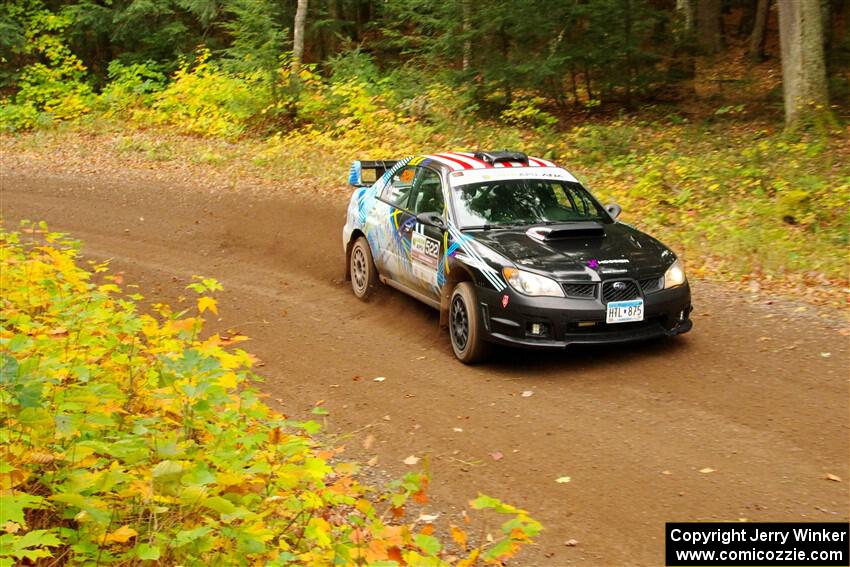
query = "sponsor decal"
xmin=411 ymin=232 xmax=440 ymax=269
xmin=587 ymin=259 xmax=600 ymax=269
xmin=502 ymin=294 xmax=510 ymax=308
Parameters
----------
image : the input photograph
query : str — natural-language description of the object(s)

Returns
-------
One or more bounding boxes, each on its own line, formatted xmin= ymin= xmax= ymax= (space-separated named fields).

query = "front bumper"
xmin=476 ymin=282 xmax=692 ymax=349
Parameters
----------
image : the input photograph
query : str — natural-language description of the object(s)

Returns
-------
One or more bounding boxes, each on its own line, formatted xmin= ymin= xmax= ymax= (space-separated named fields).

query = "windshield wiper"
xmin=462 ymin=224 xmax=497 ymax=231
xmin=533 ymin=218 xmax=604 ymax=225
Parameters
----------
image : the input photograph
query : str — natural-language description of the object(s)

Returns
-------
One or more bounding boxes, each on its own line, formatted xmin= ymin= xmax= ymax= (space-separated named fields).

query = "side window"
xmin=409 ymin=167 xmax=445 ymax=214
xmin=380 ymin=166 xmax=416 ymax=208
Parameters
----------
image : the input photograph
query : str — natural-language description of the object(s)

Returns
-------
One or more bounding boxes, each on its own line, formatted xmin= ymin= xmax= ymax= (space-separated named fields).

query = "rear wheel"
xmin=350 ymin=237 xmax=378 ymax=300
xmin=449 ymin=282 xmax=492 ymax=364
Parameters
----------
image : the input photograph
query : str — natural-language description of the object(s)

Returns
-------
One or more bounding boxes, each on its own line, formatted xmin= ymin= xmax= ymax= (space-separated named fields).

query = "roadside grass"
xmin=2 ymin=116 xmax=847 ymax=308
xmin=0 ymin=223 xmax=541 ymax=566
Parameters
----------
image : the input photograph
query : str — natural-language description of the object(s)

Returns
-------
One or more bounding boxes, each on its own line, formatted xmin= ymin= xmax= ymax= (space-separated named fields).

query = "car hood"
xmin=470 ymin=222 xmax=673 ymax=280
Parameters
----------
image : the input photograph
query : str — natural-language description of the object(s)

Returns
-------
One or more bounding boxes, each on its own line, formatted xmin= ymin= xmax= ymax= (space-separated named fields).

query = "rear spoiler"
xmin=348 ymin=160 xmax=399 ymax=187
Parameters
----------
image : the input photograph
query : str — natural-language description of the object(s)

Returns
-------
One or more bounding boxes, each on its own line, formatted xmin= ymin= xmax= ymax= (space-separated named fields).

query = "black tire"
xmin=449 ymin=282 xmax=492 ymax=364
xmin=350 ymin=237 xmax=379 ymax=300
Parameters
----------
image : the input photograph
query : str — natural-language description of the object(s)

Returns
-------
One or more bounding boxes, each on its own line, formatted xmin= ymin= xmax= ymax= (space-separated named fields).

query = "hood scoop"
xmin=526 ymin=221 xmax=605 ymax=241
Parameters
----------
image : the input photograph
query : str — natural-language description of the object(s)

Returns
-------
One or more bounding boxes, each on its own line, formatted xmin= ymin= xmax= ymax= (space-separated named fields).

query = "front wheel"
xmin=449 ymin=282 xmax=492 ymax=364
xmin=350 ymin=237 xmax=379 ymax=300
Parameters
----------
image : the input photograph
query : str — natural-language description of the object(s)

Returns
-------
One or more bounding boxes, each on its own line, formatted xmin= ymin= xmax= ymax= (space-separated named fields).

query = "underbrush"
xmin=0 ymin=223 xmax=541 ymax=565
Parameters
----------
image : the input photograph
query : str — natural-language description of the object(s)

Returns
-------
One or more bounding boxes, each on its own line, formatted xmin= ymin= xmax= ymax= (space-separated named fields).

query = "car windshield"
xmin=451 ymin=179 xmax=609 ymax=229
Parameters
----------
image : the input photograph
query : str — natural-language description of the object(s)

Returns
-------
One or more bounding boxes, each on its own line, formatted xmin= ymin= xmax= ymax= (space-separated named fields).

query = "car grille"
xmin=639 ymin=276 xmax=662 ymax=293
xmin=562 ymin=283 xmax=596 ymax=299
xmin=602 ymin=280 xmax=640 ymax=303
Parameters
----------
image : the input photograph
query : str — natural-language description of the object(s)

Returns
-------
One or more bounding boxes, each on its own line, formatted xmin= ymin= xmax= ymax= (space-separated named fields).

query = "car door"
xmin=398 ymin=166 xmax=447 ymax=300
xmin=366 ymin=164 xmax=416 ymax=281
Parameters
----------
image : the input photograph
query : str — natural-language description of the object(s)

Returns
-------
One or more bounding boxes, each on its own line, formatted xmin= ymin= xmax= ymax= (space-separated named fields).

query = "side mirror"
xmin=416 ymin=212 xmax=447 ymax=230
xmin=605 ymin=203 xmax=622 ymax=220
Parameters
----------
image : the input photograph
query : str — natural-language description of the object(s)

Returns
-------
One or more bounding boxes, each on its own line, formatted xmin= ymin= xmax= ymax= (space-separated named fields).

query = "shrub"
xmin=149 ymin=50 xmax=272 ymax=138
xmin=0 ymin=222 xmax=541 ymax=566
xmin=96 ymin=61 xmax=167 ymax=115
xmin=0 ymin=6 xmax=94 ymax=131
xmin=500 ymin=97 xmax=557 ymax=131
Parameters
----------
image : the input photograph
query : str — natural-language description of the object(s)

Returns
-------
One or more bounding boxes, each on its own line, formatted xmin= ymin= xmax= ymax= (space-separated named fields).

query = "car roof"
xmin=415 ymin=152 xmax=559 ymax=173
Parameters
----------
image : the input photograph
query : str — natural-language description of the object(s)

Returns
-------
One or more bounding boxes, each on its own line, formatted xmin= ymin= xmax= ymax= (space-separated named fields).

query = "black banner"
xmin=666 ymin=522 xmax=849 ymax=566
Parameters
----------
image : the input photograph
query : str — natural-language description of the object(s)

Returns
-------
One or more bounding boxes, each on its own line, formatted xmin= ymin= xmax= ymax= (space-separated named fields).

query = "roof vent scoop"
xmin=473 ymin=150 xmax=529 ymax=165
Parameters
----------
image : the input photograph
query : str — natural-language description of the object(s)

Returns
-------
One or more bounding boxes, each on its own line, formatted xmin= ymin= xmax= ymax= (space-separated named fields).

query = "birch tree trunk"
xmin=292 ymin=0 xmax=309 ymax=74
xmin=778 ymin=0 xmax=829 ymax=126
xmin=676 ymin=0 xmax=695 ymax=34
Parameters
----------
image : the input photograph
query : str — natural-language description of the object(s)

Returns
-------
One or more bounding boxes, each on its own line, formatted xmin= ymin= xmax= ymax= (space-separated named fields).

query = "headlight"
xmin=502 ymin=268 xmax=564 ymax=297
xmin=664 ymin=259 xmax=686 ymax=288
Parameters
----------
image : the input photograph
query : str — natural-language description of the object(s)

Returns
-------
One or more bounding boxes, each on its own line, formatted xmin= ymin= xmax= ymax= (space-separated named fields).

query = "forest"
xmin=1 ymin=0 xmax=847 ymax=130
xmin=1 ymin=1 xmax=849 ymax=565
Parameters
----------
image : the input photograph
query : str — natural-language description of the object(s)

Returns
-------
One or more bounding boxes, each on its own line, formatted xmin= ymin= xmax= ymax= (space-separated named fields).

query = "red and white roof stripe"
xmin=422 ymin=151 xmax=557 ymax=171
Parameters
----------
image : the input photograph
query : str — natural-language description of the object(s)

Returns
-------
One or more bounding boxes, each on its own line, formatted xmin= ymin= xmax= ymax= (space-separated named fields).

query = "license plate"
xmin=606 ymin=299 xmax=644 ymax=324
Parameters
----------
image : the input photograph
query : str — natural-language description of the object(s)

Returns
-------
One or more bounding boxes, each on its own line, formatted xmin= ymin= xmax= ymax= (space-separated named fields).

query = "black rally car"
xmin=343 ymin=150 xmax=692 ymax=363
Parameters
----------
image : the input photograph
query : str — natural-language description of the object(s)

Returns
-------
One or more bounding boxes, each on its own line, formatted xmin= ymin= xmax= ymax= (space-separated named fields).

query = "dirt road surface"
xmin=2 ymin=172 xmax=848 ymax=566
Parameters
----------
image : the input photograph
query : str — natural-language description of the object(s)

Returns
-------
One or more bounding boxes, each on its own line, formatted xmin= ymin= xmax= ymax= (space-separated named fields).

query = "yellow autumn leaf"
xmin=104 ymin=525 xmax=138 ymax=544
xmin=218 ymin=372 xmax=238 ymax=389
xmin=457 ymin=548 xmax=481 ymax=567
xmin=451 ymin=526 xmax=468 ymax=550
xmin=170 ymin=317 xmax=197 ymax=333
xmin=197 ymin=296 xmax=218 ymax=315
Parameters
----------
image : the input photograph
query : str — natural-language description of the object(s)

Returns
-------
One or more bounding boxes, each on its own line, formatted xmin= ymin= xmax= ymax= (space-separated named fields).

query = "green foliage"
xmin=571 ymin=123 xmax=639 ymax=162
xmin=0 ymin=222 xmax=541 ymax=565
xmin=0 ymin=1 xmax=94 ymax=130
xmin=96 ymin=61 xmax=167 ymax=115
xmin=500 ymin=97 xmax=558 ymax=131
xmin=220 ymin=0 xmax=287 ymax=78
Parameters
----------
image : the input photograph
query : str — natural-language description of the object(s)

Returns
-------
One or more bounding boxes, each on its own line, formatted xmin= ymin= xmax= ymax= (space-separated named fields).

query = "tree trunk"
xmin=749 ymin=0 xmax=771 ymax=63
xmin=777 ymin=0 xmax=830 ymax=126
xmin=326 ymin=0 xmax=339 ymax=58
xmin=291 ymin=0 xmax=309 ymax=74
xmin=570 ymin=67 xmax=580 ymax=105
xmin=672 ymin=0 xmax=696 ymax=82
xmin=676 ymin=0 xmax=695 ymax=34
xmin=697 ymin=0 xmax=722 ymax=53
xmin=461 ymin=0 xmax=472 ymax=72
